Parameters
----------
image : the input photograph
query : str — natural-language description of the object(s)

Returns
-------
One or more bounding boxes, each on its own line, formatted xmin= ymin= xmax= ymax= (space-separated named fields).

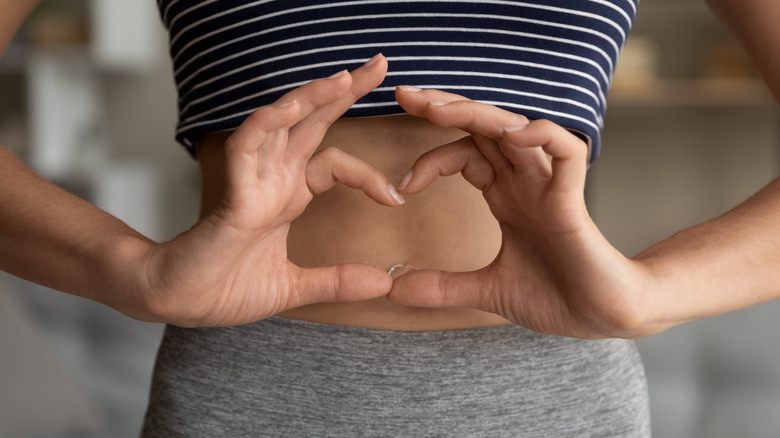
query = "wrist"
xmin=629 ymin=250 xmax=702 ymax=337
xmin=616 ymin=257 xmax=675 ymax=338
xmin=90 ymin=232 xmax=161 ymax=322
xmin=543 ymin=221 xmax=668 ymax=339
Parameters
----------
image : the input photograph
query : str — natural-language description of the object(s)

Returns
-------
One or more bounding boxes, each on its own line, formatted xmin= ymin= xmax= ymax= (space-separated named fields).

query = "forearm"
xmin=629 ymin=0 xmax=780 ymax=333
xmin=706 ymin=0 xmax=780 ymax=104
xmin=0 ymin=145 xmax=155 ymax=315
xmin=635 ymin=176 xmax=780 ymax=330
xmin=0 ymin=0 xmax=40 ymax=54
xmin=0 ymin=1 xmax=157 ymax=317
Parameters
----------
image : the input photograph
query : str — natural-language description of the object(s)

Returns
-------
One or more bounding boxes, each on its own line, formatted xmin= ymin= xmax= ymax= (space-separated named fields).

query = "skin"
xmin=385 ymin=0 xmax=780 ymax=338
xmin=387 ymin=87 xmax=780 ymax=339
xmin=199 ymin=58 xmax=510 ymax=331
xmin=2 ymin=0 xmax=780 ymax=337
xmin=0 ymin=58 xmax=403 ymax=327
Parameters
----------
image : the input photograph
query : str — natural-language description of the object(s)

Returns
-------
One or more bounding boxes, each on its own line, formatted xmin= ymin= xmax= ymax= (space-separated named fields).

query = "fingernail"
xmin=397 ymin=85 xmax=421 ymax=92
xmin=387 ymin=263 xmax=418 ymax=279
xmin=429 ymin=101 xmax=449 ymax=106
xmin=365 ymin=53 xmax=383 ymax=67
xmin=329 ymin=69 xmax=349 ymax=79
xmin=388 ymin=185 xmax=405 ymax=205
xmin=504 ymin=124 xmax=528 ymax=132
xmin=397 ymin=170 xmax=413 ymax=191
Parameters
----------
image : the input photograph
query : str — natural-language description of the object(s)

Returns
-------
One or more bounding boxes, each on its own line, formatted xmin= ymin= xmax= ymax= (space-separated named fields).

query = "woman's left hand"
xmin=388 ymin=87 xmax=662 ymax=339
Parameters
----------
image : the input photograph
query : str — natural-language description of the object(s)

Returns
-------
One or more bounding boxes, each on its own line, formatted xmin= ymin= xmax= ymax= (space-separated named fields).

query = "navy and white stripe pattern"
xmin=157 ymin=0 xmax=638 ymax=161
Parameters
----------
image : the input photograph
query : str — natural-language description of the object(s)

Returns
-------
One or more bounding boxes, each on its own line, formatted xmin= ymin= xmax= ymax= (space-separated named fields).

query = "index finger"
xmin=396 ymin=87 xmax=533 ymax=172
xmin=398 ymin=136 xmax=496 ymax=194
xmin=227 ymin=70 xmax=354 ymax=154
xmin=395 ymin=87 xmax=529 ymax=140
xmin=287 ymin=53 xmax=389 ymax=162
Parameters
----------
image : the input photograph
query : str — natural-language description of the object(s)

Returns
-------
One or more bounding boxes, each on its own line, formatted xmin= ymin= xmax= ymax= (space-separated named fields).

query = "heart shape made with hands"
xmin=174 ymin=54 xmax=633 ymax=338
xmin=301 ymin=84 xmax=592 ymax=332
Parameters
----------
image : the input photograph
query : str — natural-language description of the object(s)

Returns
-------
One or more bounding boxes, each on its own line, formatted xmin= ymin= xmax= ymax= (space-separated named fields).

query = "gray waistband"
xmin=143 ymin=316 xmax=650 ymax=437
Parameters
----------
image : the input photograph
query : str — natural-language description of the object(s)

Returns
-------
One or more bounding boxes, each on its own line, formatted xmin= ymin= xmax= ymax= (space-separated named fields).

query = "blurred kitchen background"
xmin=1 ymin=0 xmax=778 ymax=437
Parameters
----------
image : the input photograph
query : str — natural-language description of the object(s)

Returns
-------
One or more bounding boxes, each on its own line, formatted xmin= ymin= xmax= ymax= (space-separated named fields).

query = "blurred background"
xmin=0 ymin=0 xmax=778 ymax=437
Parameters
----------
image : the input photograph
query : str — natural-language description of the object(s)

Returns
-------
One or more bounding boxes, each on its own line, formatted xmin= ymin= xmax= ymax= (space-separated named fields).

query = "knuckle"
xmin=365 ymin=166 xmax=387 ymax=184
xmin=319 ymin=147 xmax=346 ymax=161
xmin=415 ymin=150 xmax=444 ymax=175
xmin=513 ymin=115 xmax=530 ymax=125
xmin=223 ymin=136 xmax=239 ymax=152
xmin=324 ymin=266 xmax=342 ymax=301
xmin=223 ymin=135 xmax=249 ymax=155
xmin=422 ymin=103 xmax=443 ymax=121
xmin=314 ymin=111 xmax=340 ymax=129
xmin=246 ymin=106 xmax=274 ymax=125
xmin=533 ymin=118 xmax=557 ymax=130
xmin=572 ymin=141 xmax=589 ymax=160
xmin=464 ymin=108 xmax=479 ymax=128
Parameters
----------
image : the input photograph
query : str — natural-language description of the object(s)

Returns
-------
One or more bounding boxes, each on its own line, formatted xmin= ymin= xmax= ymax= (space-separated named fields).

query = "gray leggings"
xmin=141 ymin=316 xmax=650 ymax=437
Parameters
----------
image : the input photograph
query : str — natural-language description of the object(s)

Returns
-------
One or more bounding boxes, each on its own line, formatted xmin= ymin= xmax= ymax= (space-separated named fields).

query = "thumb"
xmin=387 ymin=268 xmax=492 ymax=311
xmin=290 ymin=263 xmax=392 ymax=307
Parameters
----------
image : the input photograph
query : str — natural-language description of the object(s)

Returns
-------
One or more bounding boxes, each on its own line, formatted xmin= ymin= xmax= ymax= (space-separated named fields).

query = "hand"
xmin=134 ymin=55 xmax=400 ymax=327
xmin=388 ymin=87 xmax=658 ymax=339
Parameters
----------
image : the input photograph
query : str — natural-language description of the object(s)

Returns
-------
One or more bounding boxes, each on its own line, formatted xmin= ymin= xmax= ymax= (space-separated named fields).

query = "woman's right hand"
xmin=132 ymin=55 xmax=400 ymax=327
xmin=388 ymin=87 xmax=656 ymax=339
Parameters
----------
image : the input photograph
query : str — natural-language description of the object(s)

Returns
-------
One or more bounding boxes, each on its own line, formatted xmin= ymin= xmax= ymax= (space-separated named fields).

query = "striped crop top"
xmin=157 ymin=0 xmax=638 ymax=162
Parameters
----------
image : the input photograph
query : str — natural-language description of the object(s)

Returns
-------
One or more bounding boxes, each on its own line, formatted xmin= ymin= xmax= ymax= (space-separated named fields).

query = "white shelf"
xmin=3 ymin=1 xmax=160 ymax=180
xmin=609 ymin=78 xmax=774 ymax=108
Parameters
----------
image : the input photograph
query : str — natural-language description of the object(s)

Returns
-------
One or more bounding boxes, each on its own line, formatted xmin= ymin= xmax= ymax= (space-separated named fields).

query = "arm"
xmin=632 ymin=179 xmax=780 ymax=330
xmin=389 ymin=31 xmax=780 ymax=338
xmin=632 ymin=0 xmax=780 ymax=328
xmin=0 ymin=0 xmax=40 ymax=54
xmin=388 ymin=1 xmax=780 ymax=339
xmin=1 ymin=33 xmax=397 ymax=325
xmin=0 ymin=0 xmax=130 ymax=301
xmin=705 ymin=0 xmax=780 ymax=101
xmin=0 ymin=146 xmax=155 ymax=312
xmin=0 ymin=1 xmax=136 ymax=302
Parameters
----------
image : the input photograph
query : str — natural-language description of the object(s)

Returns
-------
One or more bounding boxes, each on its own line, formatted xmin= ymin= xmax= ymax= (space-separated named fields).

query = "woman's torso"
xmin=198 ymin=115 xmax=511 ymax=330
xmin=144 ymin=5 xmax=651 ymax=432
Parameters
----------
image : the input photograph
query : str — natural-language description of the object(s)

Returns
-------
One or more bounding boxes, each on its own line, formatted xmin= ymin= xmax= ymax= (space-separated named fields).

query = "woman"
xmin=2 ymin=0 xmax=779 ymax=436
xmin=140 ymin=2 xmax=649 ymax=435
